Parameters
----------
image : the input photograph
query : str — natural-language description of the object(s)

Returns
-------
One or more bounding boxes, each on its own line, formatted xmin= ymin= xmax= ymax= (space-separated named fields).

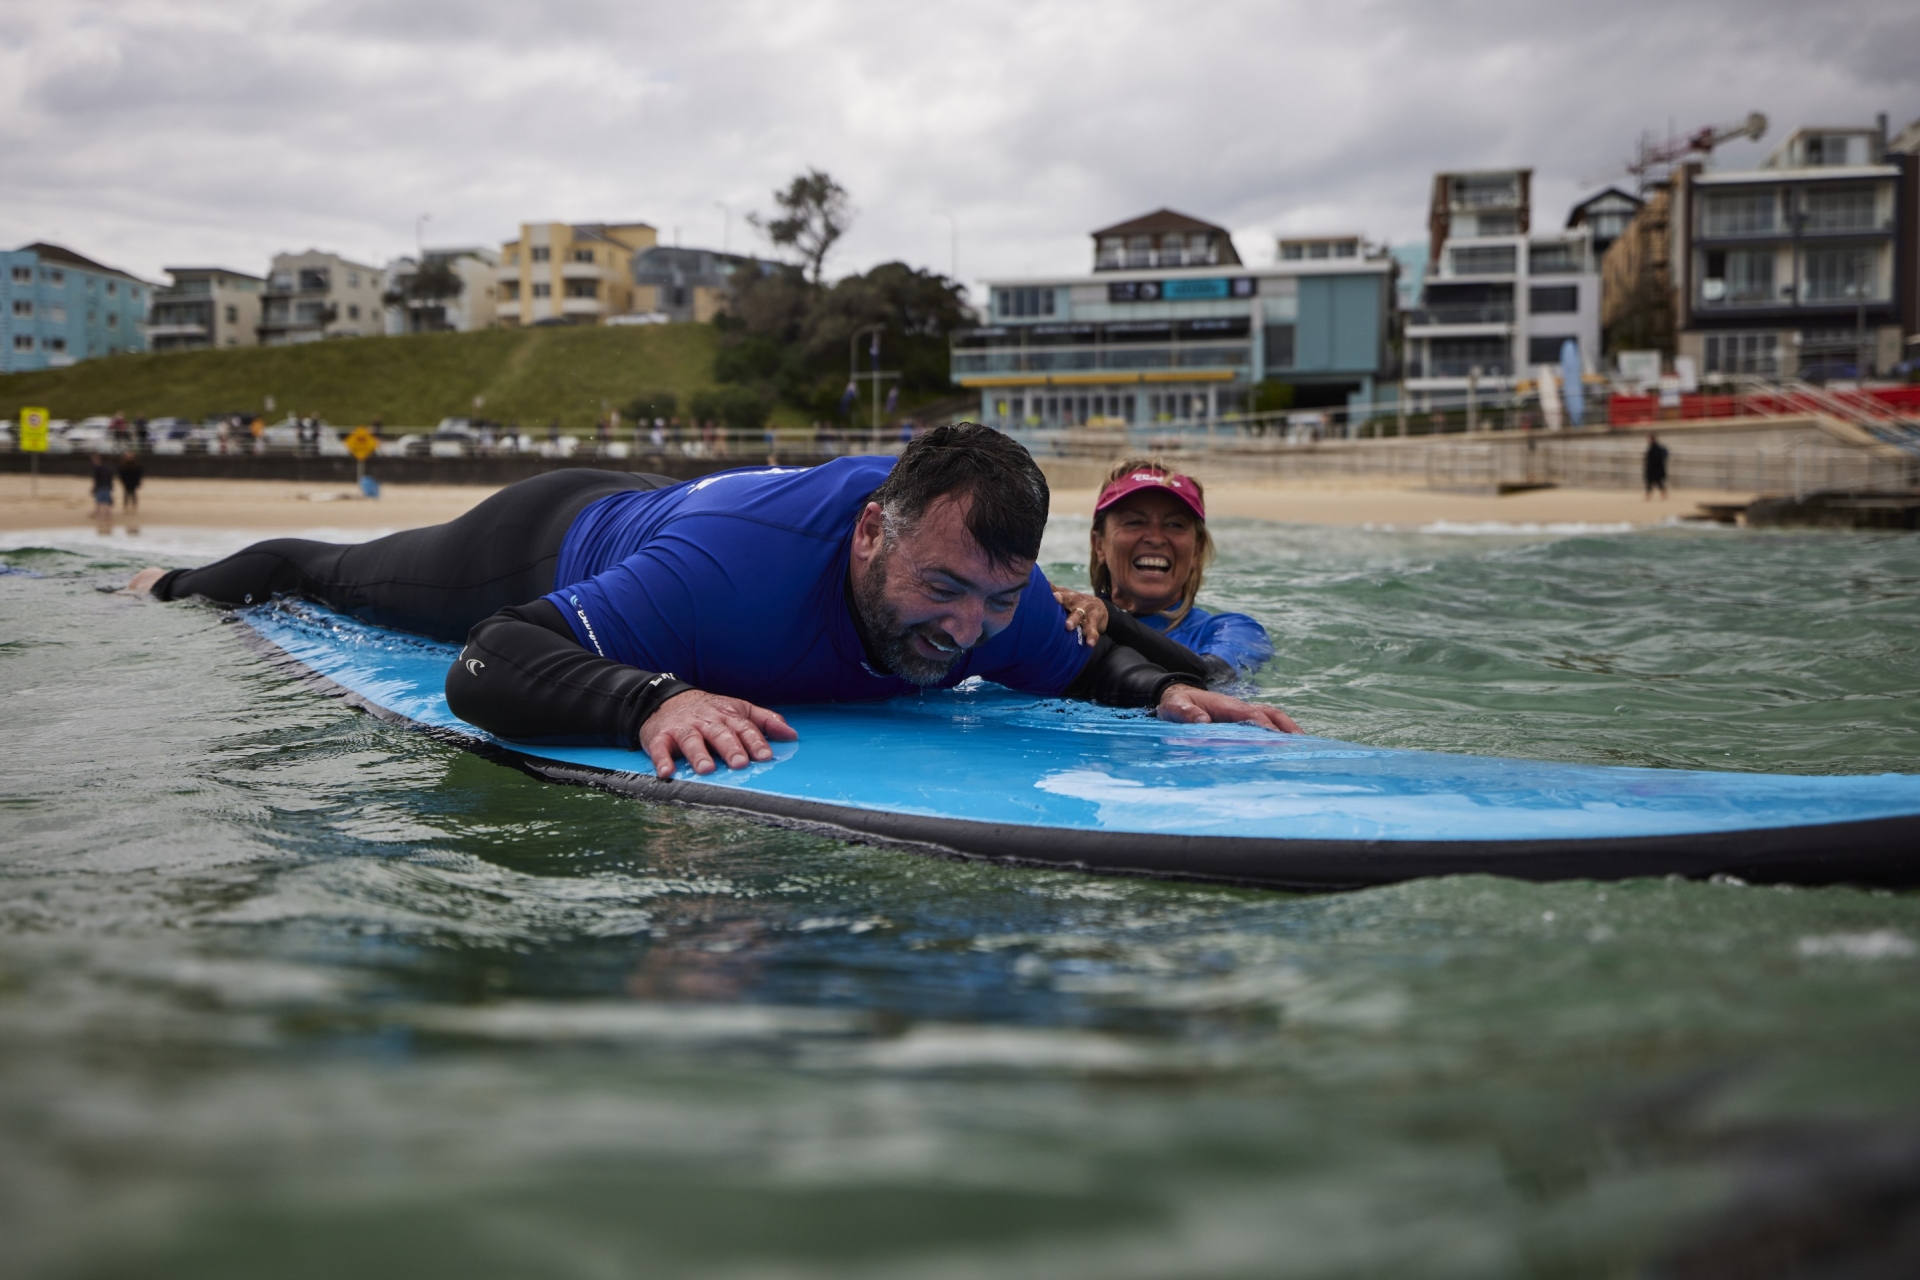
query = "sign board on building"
xmin=1109 ymin=278 xmax=1256 ymax=303
xmin=19 ymin=407 xmax=50 ymax=452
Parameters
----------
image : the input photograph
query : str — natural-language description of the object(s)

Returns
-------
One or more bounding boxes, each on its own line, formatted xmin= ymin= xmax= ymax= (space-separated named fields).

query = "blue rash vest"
xmin=1136 ymin=604 xmax=1274 ymax=674
xmin=544 ymin=458 xmax=1091 ymax=704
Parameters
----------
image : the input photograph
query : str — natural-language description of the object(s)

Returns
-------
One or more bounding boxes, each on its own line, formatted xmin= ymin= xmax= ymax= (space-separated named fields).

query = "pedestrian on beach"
xmin=1644 ymin=433 xmax=1670 ymax=500
xmin=89 ymin=452 xmax=115 ymax=522
xmin=117 ymin=451 xmax=143 ymax=513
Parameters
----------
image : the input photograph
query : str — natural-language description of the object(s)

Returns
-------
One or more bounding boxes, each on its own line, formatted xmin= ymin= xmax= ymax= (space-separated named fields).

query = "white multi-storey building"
xmin=383 ymin=247 xmax=499 ymax=334
xmin=259 ymin=250 xmax=385 ymax=345
xmin=1403 ymin=168 xmax=1601 ymax=401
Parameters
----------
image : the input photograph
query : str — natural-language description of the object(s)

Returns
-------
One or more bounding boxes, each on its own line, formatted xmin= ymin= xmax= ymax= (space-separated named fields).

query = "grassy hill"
xmin=0 ymin=324 xmax=762 ymax=431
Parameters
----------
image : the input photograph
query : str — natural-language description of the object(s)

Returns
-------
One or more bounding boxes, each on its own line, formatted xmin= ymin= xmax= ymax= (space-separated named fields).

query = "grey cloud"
xmin=0 ymin=0 xmax=1914 ymax=293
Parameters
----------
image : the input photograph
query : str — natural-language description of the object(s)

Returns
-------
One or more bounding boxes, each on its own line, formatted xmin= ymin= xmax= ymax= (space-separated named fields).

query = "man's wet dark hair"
xmin=869 ymin=422 xmax=1049 ymax=567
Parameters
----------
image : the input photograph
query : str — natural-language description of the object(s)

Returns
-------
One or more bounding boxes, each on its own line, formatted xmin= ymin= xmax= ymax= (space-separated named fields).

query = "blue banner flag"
xmin=838 ymin=381 xmax=858 ymax=415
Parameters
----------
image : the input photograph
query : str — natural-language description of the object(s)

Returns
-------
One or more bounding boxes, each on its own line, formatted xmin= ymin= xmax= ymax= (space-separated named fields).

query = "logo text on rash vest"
xmin=567 ymin=593 xmax=606 ymax=656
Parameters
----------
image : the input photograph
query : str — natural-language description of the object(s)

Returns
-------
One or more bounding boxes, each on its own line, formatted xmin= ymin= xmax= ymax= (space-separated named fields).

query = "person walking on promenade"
xmin=89 ymin=452 xmax=116 ymax=527
xmin=1644 ymin=433 xmax=1670 ymax=501
xmin=117 ymin=451 xmax=144 ymax=514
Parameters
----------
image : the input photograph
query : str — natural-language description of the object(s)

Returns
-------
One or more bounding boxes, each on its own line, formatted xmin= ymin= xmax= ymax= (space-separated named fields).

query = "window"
xmin=500 ymin=281 xmax=520 ymax=300
xmin=994 ymin=287 xmax=1055 ymax=319
xmin=1097 ymin=236 xmax=1124 ymax=269
xmin=1702 ymin=249 xmax=1774 ymax=303
xmin=12 ymin=335 xmax=32 ymax=350
xmin=1528 ymin=336 xmax=1576 ymax=365
xmin=347 ymin=273 xmax=358 ymax=288
xmin=108 ymin=313 xmax=118 ymax=327
xmin=347 ymin=305 xmax=360 ymax=319
xmin=1802 ymin=186 xmax=1877 ymax=231
xmin=564 ymin=279 xmax=599 ymax=298
xmin=1477 ymin=212 xmax=1518 ymax=236
xmin=571 ymin=248 xmax=595 ymax=263
xmin=1307 ymin=242 xmax=1329 ymax=259
xmin=1805 ymin=134 xmax=1860 ymax=166
xmin=225 ymin=305 xmax=237 ymax=323
xmin=1530 ymin=285 xmax=1578 ymax=313
xmin=11 ymin=299 xmax=31 ymax=316
xmin=1280 ymin=243 xmax=1304 ymax=260
xmin=1126 ymin=235 xmax=1153 ymax=268
xmin=1802 ymin=248 xmax=1876 ymax=301
xmin=1703 ymin=332 xmax=1780 ymax=375
xmin=47 ymin=336 xmax=66 ymax=352
xmin=1529 ymin=243 xmax=1580 ymax=274
xmin=1264 ymin=324 xmax=1296 ymax=369
xmin=1451 ymin=245 xmax=1516 ymax=275
xmin=1426 ymin=337 xmax=1510 ymax=377
xmin=106 ymin=281 xmax=118 ymax=295
xmin=297 ymin=269 xmax=328 ymax=291
xmin=530 ymin=246 xmax=551 ymax=263
xmin=1702 ymin=192 xmax=1776 ymax=236
xmin=1333 ymin=241 xmax=1356 ymax=258
xmin=48 ymin=269 xmax=64 ymax=285
xmin=9 ymin=266 xmax=29 ymax=283
xmin=531 ymin=282 xmax=551 ymax=298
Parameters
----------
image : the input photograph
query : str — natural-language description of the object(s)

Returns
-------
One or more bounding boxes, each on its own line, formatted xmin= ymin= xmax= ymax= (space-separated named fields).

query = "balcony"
xmin=560 ymin=261 xmax=601 ymax=280
xmin=496 ymin=299 xmax=522 ymax=320
xmin=144 ymin=322 xmax=209 ymax=338
xmin=560 ymin=296 xmax=604 ymax=316
xmin=952 ymin=341 xmax=1250 ymax=379
xmin=1405 ymin=304 xmax=1515 ymax=329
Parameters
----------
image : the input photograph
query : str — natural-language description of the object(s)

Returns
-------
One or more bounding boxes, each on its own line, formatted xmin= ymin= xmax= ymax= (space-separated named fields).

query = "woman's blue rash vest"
xmin=542 ymin=458 xmax=1091 ymax=704
xmin=1136 ymin=605 xmax=1274 ymax=675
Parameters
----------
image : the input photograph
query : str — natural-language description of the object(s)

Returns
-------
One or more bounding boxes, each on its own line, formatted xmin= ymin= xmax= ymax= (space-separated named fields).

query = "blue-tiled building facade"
xmin=956 ymin=210 xmax=1396 ymax=428
xmin=0 ymin=243 xmax=150 ymax=373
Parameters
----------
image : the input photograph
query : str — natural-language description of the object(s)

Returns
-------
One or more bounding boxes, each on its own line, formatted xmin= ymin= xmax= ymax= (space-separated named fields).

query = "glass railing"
xmin=952 ymin=343 xmax=1251 ymax=376
xmin=1421 ymin=358 xmax=1513 ymax=378
xmin=1406 ymin=305 xmax=1515 ymax=325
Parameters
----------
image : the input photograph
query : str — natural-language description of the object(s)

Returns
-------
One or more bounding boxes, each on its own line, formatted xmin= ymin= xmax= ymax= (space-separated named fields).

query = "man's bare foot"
xmin=127 ymin=567 xmax=166 ymax=595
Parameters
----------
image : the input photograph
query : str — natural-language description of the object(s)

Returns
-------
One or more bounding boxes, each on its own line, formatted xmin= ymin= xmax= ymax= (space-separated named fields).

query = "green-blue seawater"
xmin=2 ymin=515 xmax=1917 ymax=1278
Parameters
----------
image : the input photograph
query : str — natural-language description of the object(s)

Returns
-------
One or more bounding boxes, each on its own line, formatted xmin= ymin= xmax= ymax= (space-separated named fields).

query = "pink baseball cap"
xmin=1094 ymin=469 xmax=1206 ymax=521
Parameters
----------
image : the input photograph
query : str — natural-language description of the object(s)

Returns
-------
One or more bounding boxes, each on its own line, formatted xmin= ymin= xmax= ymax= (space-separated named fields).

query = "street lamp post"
xmin=931 ymin=210 xmax=958 ymax=279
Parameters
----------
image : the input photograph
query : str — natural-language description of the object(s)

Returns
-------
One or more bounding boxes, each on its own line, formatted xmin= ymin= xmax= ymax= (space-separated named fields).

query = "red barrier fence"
xmin=1607 ymin=385 xmax=1920 ymax=429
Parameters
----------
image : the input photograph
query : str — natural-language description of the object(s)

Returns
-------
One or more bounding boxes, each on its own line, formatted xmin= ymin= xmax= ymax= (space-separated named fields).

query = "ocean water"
xmin=2 ymin=516 xmax=1918 ymax=1279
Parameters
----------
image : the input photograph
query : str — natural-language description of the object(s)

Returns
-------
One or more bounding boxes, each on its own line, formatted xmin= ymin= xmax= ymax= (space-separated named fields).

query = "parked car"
xmin=1796 ymin=361 xmax=1864 ymax=384
xmin=388 ymin=433 xmax=430 ymax=457
xmin=428 ymin=417 xmax=483 ymax=457
xmin=260 ymin=418 xmax=348 ymax=456
xmin=143 ymin=416 xmax=197 ymax=453
xmin=52 ymin=417 xmax=113 ymax=453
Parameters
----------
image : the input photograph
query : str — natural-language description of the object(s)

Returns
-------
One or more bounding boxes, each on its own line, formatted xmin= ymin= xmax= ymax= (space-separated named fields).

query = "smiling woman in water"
xmin=1054 ymin=459 xmax=1273 ymax=684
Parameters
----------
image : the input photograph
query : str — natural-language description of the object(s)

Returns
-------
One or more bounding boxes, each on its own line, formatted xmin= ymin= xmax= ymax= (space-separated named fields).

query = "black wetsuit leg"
xmin=153 ymin=469 xmax=674 ymax=641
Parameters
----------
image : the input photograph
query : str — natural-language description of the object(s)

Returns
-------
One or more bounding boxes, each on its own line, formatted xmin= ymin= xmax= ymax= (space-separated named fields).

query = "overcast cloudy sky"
xmin=3 ymin=0 xmax=1916 ymax=297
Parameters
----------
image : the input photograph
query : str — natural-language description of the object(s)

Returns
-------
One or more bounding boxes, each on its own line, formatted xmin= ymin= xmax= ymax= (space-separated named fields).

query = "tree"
xmin=748 ymin=168 xmax=852 ymax=287
xmin=688 ymin=385 xmax=771 ymax=435
xmin=624 ymin=390 xmax=677 ymax=422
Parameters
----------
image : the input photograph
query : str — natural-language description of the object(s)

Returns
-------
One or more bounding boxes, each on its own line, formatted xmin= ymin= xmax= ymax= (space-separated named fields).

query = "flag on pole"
xmin=884 ymin=386 xmax=899 ymax=415
xmin=838 ymin=381 xmax=857 ymax=415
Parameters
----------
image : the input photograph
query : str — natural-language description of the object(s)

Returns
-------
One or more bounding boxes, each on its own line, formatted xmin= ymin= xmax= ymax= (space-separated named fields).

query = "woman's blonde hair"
xmin=1088 ymin=457 xmax=1213 ymax=626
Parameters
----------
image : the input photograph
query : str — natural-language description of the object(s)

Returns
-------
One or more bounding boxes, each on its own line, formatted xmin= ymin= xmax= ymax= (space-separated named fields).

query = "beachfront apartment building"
xmin=258 ymin=250 xmax=385 ymax=345
xmin=0 ymin=242 xmax=150 ymax=372
xmin=494 ymin=222 xmax=656 ymax=326
xmin=1403 ymin=168 xmax=1602 ymax=401
xmin=146 ymin=267 xmax=263 ymax=352
xmin=955 ymin=210 xmax=1395 ymax=428
xmin=383 ymin=247 xmax=499 ymax=334
xmin=1671 ymin=120 xmax=1917 ymax=378
xmin=628 ymin=246 xmax=771 ymax=324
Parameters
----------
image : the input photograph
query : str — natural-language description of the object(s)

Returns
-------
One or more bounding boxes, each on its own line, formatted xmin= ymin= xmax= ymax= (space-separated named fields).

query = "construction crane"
xmin=1626 ymin=112 xmax=1768 ymax=192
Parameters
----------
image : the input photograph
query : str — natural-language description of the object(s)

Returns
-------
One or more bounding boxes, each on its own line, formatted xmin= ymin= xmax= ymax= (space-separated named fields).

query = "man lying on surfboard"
xmin=130 ymin=424 xmax=1297 ymax=778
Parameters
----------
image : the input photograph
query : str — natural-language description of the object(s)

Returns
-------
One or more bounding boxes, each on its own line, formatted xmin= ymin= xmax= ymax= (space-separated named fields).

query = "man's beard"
xmin=852 ymin=545 xmax=966 ymax=686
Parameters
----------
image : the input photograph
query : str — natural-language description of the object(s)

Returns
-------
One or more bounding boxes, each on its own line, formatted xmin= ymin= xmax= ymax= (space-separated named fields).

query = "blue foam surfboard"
xmin=237 ymin=603 xmax=1920 ymax=891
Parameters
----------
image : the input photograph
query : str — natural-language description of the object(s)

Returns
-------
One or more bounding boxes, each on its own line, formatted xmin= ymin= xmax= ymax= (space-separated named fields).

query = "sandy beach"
xmin=0 ymin=472 xmax=1757 ymax=536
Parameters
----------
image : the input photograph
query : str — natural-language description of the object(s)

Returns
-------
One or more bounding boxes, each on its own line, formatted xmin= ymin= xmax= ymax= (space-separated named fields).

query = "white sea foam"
xmin=1406 ymin=520 xmax=1638 ymax=537
xmin=0 ymin=525 xmax=389 ymax=563
xmin=1796 ymin=931 xmax=1918 ymax=960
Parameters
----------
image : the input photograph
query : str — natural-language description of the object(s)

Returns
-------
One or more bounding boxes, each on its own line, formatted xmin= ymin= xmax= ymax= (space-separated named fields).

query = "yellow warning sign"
xmin=344 ymin=427 xmax=379 ymax=461
xmin=19 ymin=407 xmax=50 ymax=453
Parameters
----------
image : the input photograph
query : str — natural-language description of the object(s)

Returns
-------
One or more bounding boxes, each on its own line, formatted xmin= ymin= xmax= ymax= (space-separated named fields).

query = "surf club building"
xmin=954 ymin=209 xmax=1396 ymax=429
